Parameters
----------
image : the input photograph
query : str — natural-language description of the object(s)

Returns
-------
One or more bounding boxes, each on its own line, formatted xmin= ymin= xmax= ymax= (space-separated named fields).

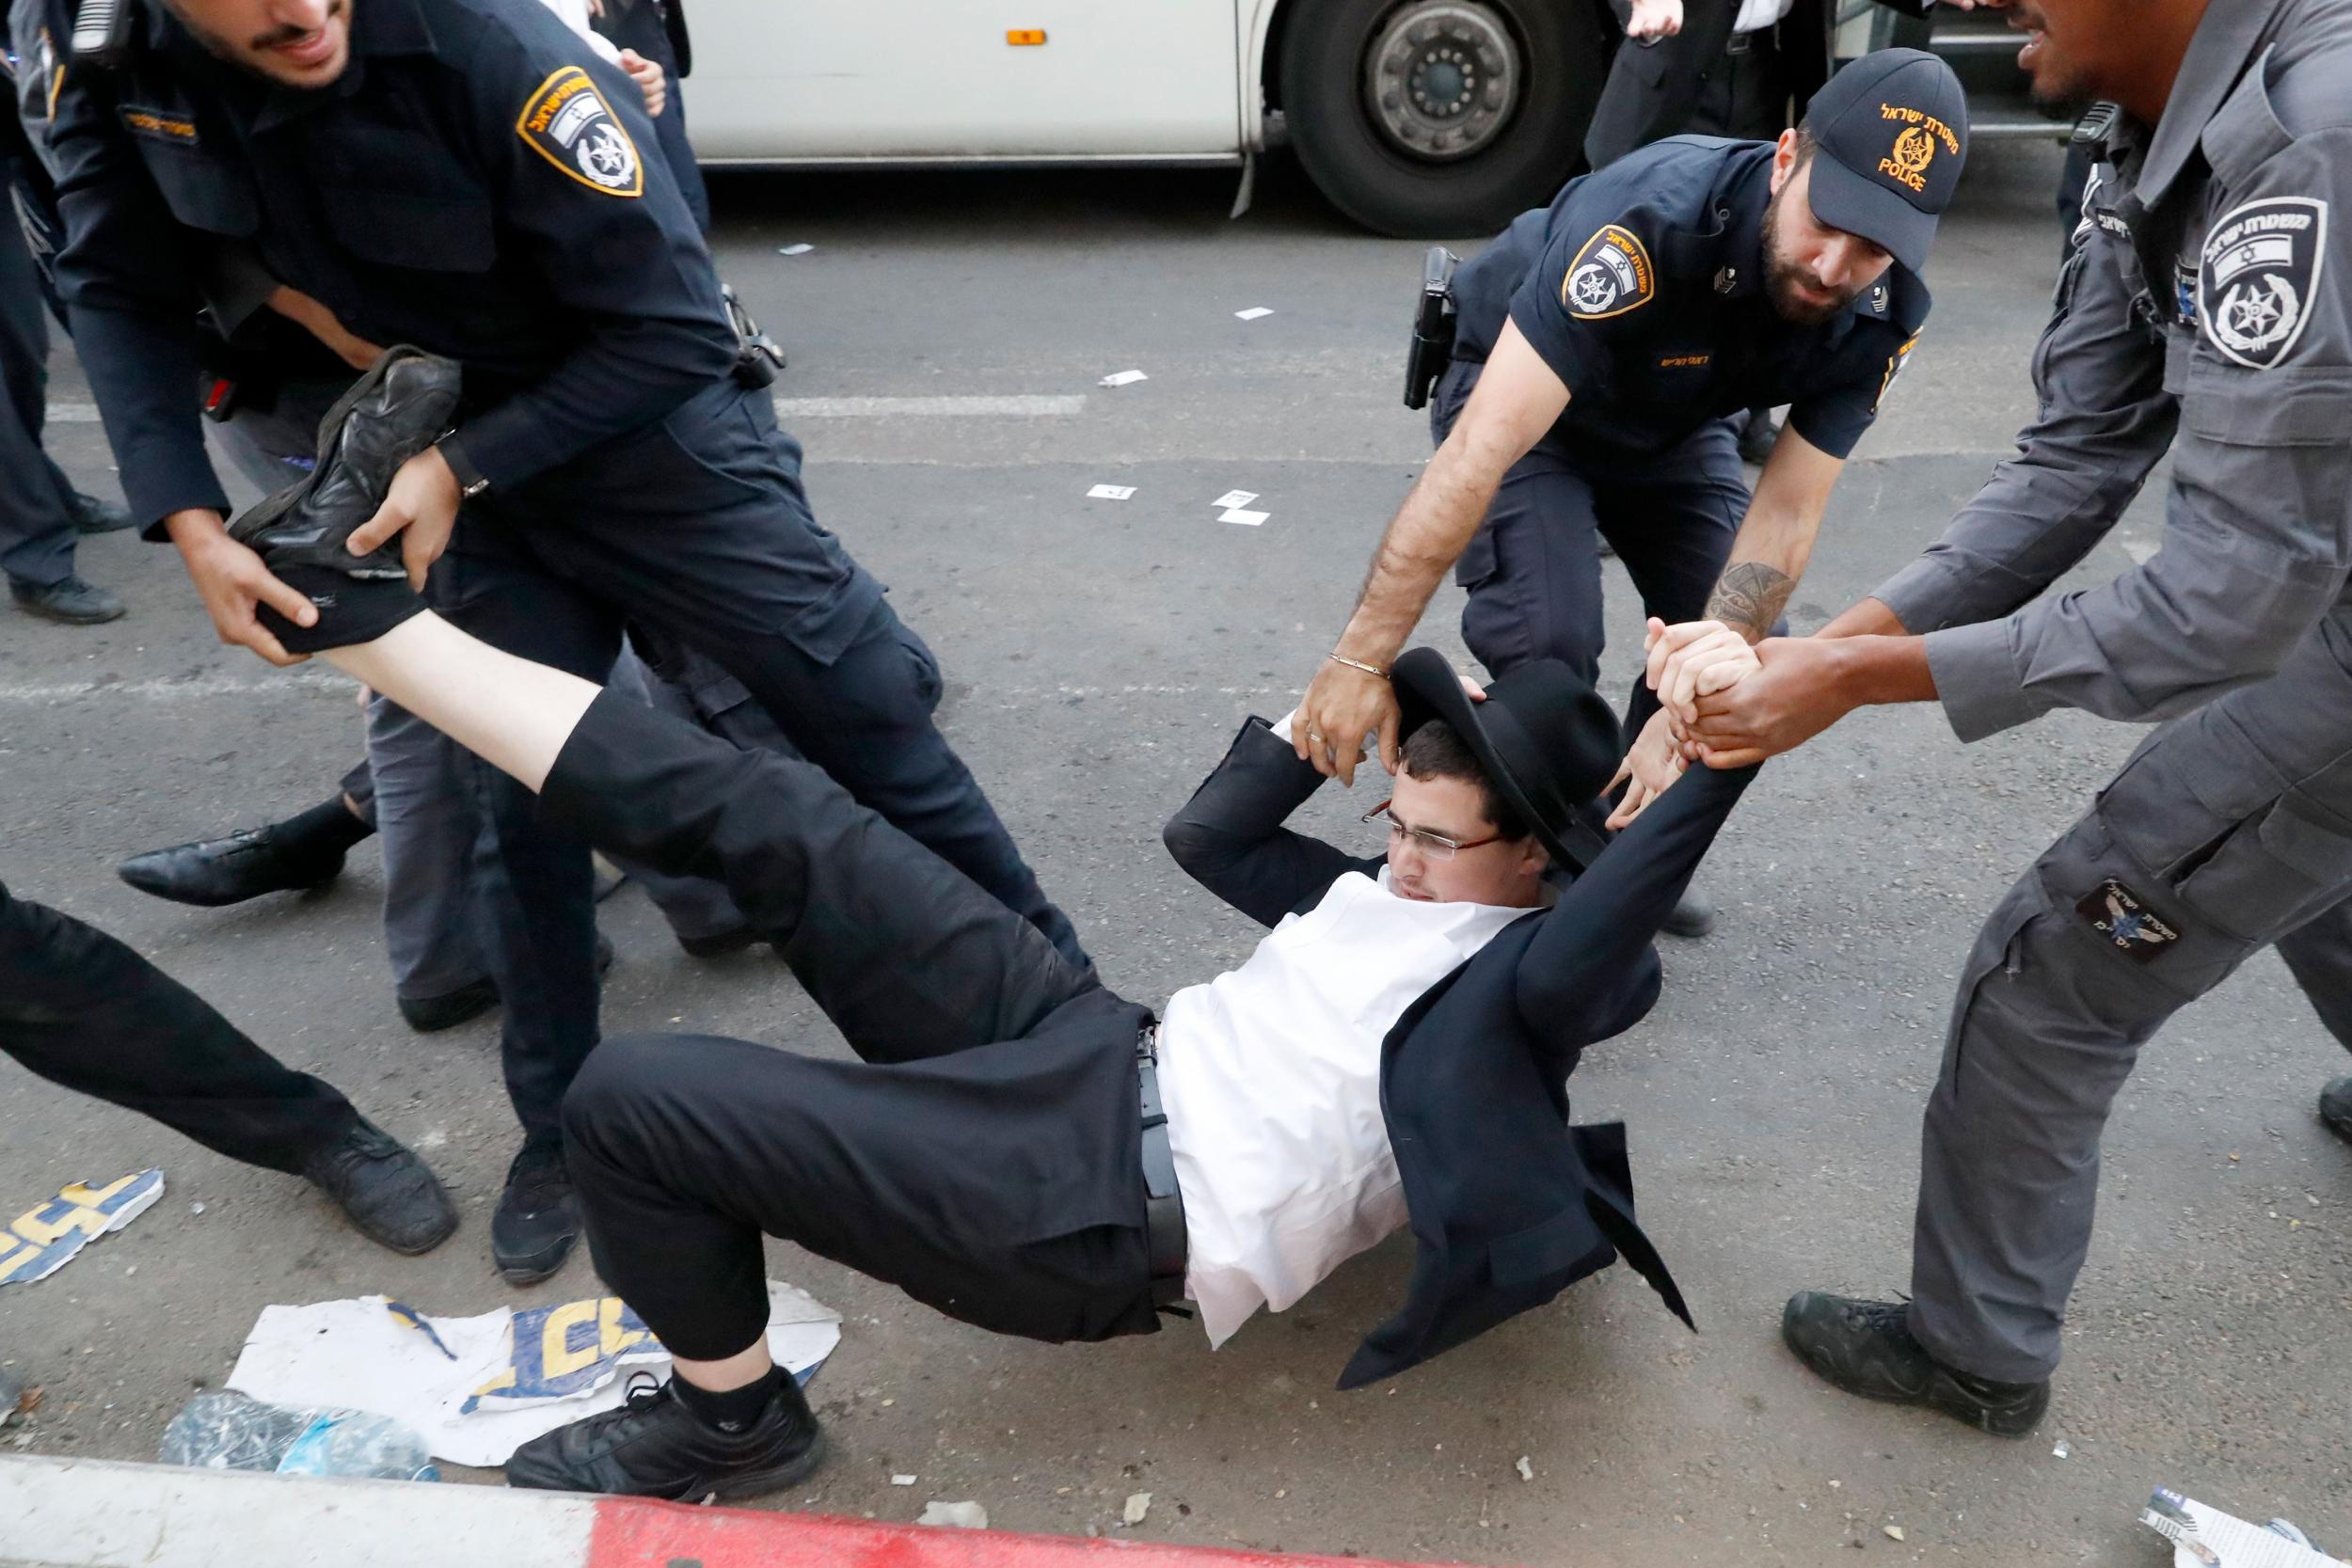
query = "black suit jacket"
xmin=1583 ymin=0 xmax=1938 ymax=170
xmin=1163 ymin=719 xmax=1756 ymax=1388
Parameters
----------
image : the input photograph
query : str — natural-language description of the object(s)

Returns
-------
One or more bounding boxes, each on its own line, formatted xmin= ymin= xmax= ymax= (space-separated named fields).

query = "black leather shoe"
xmin=1782 ymin=1291 xmax=2050 ymax=1437
xmin=301 ymin=1119 xmax=458 ymax=1255
xmin=10 ymin=575 xmax=124 ymax=625
xmin=67 ymin=491 xmax=136 ymax=535
xmin=396 ymin=933 xmax=614 ymax=1034
xmin=119 ymin=826 xmax=344 ymax=908
xmin=507 ymin=1370 xmax=828 ymax=1499
xmin=493 ymin=1138 xmax=579 ymax=1285
xmin=677 ymin=927 xmax=761 ymax=959
xmin=230 ymin=347 xmax=460 ymax=581
xmin=2323 ymin=1076 xmax=2352 ymax=1145
xmin=1738 ymin=408 xmax=1780 ymax=467
xmin=1661 ymin=891 xmax=1717 ymax=939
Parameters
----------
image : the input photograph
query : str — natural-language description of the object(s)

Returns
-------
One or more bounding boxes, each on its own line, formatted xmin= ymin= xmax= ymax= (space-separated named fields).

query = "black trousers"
xmin=0 ymin=880 xmax=361 ymax=1174
xmin=0 ymin=156 xmax=78 ymax=592
xmin=541 ymin=693 xmax=1160 ymax=1361
xmin=592 ymin=0 xmax=711 ymax=234
xmin=1435 ymin=362 xmax=1750 ymax=740
xmin=429 ymin=380 xmax=1087 ymax=1144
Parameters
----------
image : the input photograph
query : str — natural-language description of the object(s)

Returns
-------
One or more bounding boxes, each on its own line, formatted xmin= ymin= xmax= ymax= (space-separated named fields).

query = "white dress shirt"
xmin=537 ymin=0 xmax=626 ymax=67
xmin=1733 ymin=0 xmax=1797 ymax=32
xmin=1156 ymin=854 xmax=1531 ymax=1349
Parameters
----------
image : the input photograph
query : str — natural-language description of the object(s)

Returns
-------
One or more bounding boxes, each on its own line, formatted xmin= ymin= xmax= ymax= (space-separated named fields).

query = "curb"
xmin=0 ymin=1455 xmax=1480 ymax=1568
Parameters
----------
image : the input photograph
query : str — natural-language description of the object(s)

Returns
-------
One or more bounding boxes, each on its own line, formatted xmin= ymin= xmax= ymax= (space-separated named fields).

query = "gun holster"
xmin=721 ymin=283 xmax=787 ymax=388
xmin=1403 ymin=245 xmax=1458 ymax=411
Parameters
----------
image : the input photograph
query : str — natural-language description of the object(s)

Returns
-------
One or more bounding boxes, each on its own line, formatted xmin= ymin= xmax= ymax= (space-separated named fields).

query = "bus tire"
xmin=1279 ymin=0 xmax=1610 ymax=237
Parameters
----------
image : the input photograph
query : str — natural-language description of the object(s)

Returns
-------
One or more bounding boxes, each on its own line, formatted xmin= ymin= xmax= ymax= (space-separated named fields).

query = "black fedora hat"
xmin=1391 ymin=648 xmax=1619 ymax=872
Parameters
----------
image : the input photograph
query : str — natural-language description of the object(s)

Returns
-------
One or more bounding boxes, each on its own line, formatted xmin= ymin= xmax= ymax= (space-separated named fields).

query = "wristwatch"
xmin=436 ymin=432 xmax=491 ymax=499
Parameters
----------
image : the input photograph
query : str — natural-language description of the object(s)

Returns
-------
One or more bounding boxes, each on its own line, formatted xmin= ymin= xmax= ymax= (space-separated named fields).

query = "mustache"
xmin=250 ymin=2 xmax=342 ymax=49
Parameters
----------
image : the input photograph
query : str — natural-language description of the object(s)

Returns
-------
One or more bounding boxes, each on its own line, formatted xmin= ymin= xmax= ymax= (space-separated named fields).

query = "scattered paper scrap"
xmin=2141 ymin=1487 xmax=2338 ymax=1567
xmin=892 ymin=1474 xmax=918 ymax=1486
xmin=1515 ymin=1455 xmax=1534 ymax=1481
xmin=919 ymin=1500 xmax=989 ymax=1529
xmin=1099 ymin=370 xmax=1148 ymax=388
xmin=226 ymin=1283 xmax=839 ymax=1467
xmin=2052 ymin=1439 xmax=2070 ymax=1459
xmin=0 ymin=1169 xmax=164 ymax=1287
xmin=777 ymin=244 xmax=814 ymax=256
xmin=1211 ymin=490 xmax=1259 ymax=510
xmin=1219 ymin=509 xmax=1269 ymax=527
xmin=1087 ymin=484 xmax=1136 ymax=501
xmin=1234 ymin=308 xmax=1274 ymax=321
xmin=1883 ymin=1525 xmax=1905 ymax=1542
xmin=1123 ymin=1492 xmax=1152 ymax=1526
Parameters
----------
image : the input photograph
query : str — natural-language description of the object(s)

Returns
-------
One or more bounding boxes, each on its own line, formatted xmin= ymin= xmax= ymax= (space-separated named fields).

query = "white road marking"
xmin=0 ymin=672 xmax=350 ymax=704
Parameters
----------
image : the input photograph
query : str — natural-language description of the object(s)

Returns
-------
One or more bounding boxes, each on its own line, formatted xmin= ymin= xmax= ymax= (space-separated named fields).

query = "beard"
xmin=162 ymin=0 xmax=348 ymax=87
xmin=1761 ymin=182 xmax=1865 ymax=327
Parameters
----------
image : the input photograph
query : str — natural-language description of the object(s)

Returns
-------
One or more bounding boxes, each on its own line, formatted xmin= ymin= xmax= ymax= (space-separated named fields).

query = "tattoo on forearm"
xmin=1707 ymin=562 xmax=1796 ymax=641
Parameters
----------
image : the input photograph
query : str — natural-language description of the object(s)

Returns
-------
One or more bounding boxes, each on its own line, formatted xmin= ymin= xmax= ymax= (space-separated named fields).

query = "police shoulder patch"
xmin=515 ymin=66 xmax=642 ymax=198
xmin=2199 ymin=195 xmax=2328 ymax=369
xmin=1561 ymin=223 xmax=1655 ymax=320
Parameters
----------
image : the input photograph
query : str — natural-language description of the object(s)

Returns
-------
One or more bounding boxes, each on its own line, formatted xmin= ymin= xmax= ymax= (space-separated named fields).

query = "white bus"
xmin=678 ymin=1 xmax=2040 ymax=237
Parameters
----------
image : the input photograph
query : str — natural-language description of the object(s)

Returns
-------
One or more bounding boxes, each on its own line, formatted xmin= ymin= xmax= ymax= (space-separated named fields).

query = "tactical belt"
xmin=1136 ymin=1023 xmax=1189 ymax=1307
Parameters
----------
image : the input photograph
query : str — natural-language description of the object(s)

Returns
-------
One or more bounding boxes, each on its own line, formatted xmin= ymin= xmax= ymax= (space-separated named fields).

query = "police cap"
xmin=1804 ymin=47 xmax=1968 ymax=273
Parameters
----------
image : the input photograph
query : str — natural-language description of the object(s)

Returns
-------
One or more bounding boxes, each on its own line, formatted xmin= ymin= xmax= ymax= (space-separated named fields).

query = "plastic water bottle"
xmin=159 ymin=1390 xmax=438 ymax=1481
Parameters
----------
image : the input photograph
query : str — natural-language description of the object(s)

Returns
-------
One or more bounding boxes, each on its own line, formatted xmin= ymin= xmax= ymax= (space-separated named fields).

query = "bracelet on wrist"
xmin=1326 ymin=652 xmax=1391 ymax=680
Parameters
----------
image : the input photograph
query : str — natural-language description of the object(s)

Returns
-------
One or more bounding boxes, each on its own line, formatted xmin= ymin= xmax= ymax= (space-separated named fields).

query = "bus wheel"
xmin=1280 ymin=0 xmax=1607 ymax=237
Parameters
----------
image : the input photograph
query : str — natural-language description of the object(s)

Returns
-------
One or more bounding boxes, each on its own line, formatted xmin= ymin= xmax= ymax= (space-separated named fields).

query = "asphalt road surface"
xmin=3 ymin=139 xmax=2347 ymax=1566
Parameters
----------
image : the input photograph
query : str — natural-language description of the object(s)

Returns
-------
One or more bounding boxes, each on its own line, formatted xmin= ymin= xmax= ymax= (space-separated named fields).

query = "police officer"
xmin=1653 ymin=0 xmax=2352 ymax=1434
xmin=1296 ymin=49 xmax=1964 ymax=936
xmin=43 ymin=0 xmax=1089 ymax=1283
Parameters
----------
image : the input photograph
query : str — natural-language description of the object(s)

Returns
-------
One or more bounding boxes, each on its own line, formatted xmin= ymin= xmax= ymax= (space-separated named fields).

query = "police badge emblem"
xmin=516 ymin=67 xmax=643 ymax=197
xmin=2198 ymin=196 xmax=2328 ymax=369
xmin=2075 ymin=878 xmax=2182 ymax=963
xmin=1562 ymin=224 xmax=1655 ymax=320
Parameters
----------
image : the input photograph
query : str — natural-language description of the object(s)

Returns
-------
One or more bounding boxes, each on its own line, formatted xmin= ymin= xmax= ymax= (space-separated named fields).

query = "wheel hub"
xmin=1363 ymin=1 xmax=1521 ymax=164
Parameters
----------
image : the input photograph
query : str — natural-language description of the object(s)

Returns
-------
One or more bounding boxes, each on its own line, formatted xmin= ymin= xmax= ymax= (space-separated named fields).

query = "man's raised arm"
xmin=1294 ymin=321 xmax=1568 ymax=785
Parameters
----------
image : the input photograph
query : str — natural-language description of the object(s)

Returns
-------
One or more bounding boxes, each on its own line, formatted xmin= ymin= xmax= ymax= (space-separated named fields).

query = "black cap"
xmin=1391 ymin=649 xmax=1618 ymax=873
xmin=1803 ymin=47 xmax=1968 ymax=274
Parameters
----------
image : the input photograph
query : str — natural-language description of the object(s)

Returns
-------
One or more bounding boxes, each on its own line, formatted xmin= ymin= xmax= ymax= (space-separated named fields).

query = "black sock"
xmin=275 ymin=795 xmax=376 ymax=859
xmin=671 ymin=1368 xmax=782 ymax=1435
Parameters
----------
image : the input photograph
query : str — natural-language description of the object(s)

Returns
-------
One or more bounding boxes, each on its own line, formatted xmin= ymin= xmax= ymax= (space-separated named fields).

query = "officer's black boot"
xmin=506 ymin=1368 xmax=828 ymax=1499
xmin=493 ymin=1136 xmax=580 ymax=1285
xmin=1781 ymin=1291 xmax=2050 ymax=1437
xmin=301 ymin=1118 xmax=459 ymax=1255
xmin=1662 ymin=891 xmax=1717 ymax=939
xmin=2323 ymin=1076 xmax=2352 ymax=1145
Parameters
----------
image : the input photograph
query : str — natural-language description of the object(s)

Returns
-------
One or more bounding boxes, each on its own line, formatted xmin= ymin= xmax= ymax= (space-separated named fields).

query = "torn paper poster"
xmin=1099 ymin=370 xmax=1148 ymax=388
xmin=0 ymin=1169 xmax=164 ymax=1287
xmin=226 ymin=1283 xmax=839 ymax=1468
xmin=2140 ymin=1487 xmax=2340 ymax=1568
xmin=1233 ymin=308 xmax=1274 ymax=321
xmin=1219 ymin=509 xmax=1269 ymax=527
xmin=1086 ymin=484 xmax=1136 ymax=500
xmin=1210 ymin=490 xmax=1259 ymax=510
xmin=777 ymin=243 xmax=815 ymax=256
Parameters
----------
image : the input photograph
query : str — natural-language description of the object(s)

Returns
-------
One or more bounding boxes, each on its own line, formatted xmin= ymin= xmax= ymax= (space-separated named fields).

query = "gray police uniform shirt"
xmin=1873 ymin=0 xmax=2352 ymax=744
xmin=1450 ymin=136 xmax=1930 ymax=461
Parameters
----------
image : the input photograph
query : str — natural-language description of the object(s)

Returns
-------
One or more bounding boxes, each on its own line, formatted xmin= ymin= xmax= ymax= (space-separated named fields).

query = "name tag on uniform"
xmin=118 ymin=104 xmax=198 ymax=144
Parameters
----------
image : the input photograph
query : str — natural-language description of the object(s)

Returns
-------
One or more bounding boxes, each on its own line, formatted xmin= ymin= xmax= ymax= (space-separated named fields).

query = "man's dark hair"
xmin=1397 ymin=721 xmax=1534 ymax=842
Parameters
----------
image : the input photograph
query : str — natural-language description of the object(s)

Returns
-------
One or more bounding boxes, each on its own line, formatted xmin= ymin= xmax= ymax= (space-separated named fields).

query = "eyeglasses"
xmin=1360 ymin=800 xmax=1504 ymax=862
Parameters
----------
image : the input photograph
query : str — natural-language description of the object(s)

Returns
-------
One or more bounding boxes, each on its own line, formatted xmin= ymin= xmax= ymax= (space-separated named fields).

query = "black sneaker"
xmin=396 ymin=933 xmax=613 ymax=1034
xmin=1661 ymin=891 xmax=1717 ymax=939
xmin=119 ymin=826 xmax=344 ymax=908
xmin=1781 ymin=1291 xmax=2050 ymax=1437
xmin=506 ymin=1370 xmax=828 ymax=1499
xmin=2322 ymin=1076 xmax=2352 ymax=1145
xmin=493 ymin=1138 xmax=579 ymax=1285
xmin=67 ymin=491 xmax=136 ymax=535
xmin=301 ymin=1119 xmax=458 ymax=1255
xmin=1738 ymin=407 xmax=1780 ymax=467
xmin=9 ymin=575 xmax=125 ymax=626
xmin=677 ymin=926 xmax=761 ymax=959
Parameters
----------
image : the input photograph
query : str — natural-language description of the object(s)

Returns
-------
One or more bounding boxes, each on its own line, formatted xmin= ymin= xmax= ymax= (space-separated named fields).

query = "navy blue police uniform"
xmin=42 ymin=0 xmax=1087 ymax=1148
xmin=1434 ymin=134 xmax=1928 ymax=722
